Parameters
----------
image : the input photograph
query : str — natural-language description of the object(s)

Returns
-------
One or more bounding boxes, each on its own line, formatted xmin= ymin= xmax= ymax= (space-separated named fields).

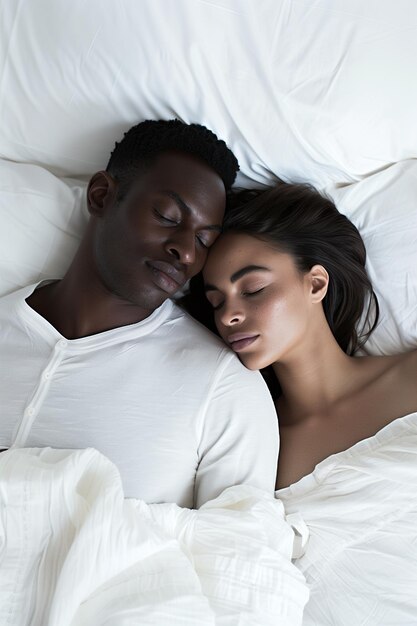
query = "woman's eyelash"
xmin=243 ymin=287 xmax=265 ymax=297
xmin=210 ymin=287 xmax=265 ymax=312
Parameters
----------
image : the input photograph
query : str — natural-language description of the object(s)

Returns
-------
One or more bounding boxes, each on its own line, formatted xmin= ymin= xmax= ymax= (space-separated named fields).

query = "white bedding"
xmin=1 ymin=2 xmax=417 ymax=624
xmin=0 ymin=447 xmax=309 ymax=626
xmin=1 ymin=1 xmax=417 ymax=189
xmin=276 ymin=411 xmax=417 ymax=625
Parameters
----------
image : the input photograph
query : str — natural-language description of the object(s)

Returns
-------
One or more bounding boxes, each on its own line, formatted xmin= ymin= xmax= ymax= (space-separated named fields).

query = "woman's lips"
xmin=227 ymin=333 xmax=259 ymax=352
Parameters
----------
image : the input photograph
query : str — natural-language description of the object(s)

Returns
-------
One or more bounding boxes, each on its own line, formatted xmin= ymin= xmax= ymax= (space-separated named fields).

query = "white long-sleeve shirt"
xmin=0 ymin=283 xmax=278 ymax=507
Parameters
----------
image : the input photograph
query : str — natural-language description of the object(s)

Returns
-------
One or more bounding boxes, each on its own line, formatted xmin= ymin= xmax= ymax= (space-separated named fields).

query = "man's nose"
xmin=165 ymin=230 xmax=196 ymax=265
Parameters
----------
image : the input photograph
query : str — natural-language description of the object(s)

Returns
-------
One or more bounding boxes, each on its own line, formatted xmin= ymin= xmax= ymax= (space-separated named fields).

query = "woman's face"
xmin=203 ymin=232 xmax=319 ymax=370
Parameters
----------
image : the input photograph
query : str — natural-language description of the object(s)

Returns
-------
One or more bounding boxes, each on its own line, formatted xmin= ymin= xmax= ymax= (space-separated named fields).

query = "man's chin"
xmin=127 ymin=290 xmax=169 ymax=312
xmin=103 ymin=281 xmax=169 ymax=313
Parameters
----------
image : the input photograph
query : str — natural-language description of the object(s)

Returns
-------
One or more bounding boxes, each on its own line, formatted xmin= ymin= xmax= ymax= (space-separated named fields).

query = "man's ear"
xmin=87 ymin=171 xmax=117 ymax=217
xmin=308 ymin=265 xmax=329 ymax=303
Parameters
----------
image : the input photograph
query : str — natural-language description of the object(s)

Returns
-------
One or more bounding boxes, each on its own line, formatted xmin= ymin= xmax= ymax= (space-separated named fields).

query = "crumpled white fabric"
xmin=277 ymin=411 xmax=417 ymax=626
xmin=0 ymin=447 xmax=308 ymax=626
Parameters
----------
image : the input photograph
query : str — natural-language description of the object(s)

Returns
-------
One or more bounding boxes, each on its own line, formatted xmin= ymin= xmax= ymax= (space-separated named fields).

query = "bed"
xmin=1 ymin=1 xmax=416 ymax=624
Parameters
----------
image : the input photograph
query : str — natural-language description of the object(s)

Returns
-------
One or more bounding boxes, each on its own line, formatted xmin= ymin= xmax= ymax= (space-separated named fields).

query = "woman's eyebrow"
xmin=205 ymin=265 xmax=270 ymax=292
xmin=230 ymin=265 xmax=270 ymax=282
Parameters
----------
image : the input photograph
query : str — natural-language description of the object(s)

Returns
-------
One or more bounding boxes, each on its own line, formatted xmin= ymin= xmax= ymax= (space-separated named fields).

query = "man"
xmin=0 ymin=120 xmax=278 ymax=507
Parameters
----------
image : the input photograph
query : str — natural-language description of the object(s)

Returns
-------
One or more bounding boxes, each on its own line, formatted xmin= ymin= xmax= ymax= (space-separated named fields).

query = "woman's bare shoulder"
xmin=355 ymin=351 xmax=409 ymax=381
xmin=353 ymin=350 xmax=417 ymax=417
xmin=397 ymin=349 xmax=417 ymax=388
xmin=380 ymin=349 xmax=417 ymax=411
xmin=359 ymin=349 xmax=416 ymax=372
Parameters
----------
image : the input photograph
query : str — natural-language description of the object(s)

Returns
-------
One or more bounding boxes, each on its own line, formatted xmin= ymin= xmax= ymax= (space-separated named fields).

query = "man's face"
xmin=91 ymin=151 xmax=226 ymax=313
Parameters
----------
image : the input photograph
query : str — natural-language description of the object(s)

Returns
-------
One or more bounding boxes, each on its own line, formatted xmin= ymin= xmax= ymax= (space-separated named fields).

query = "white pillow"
xmin=325 ymin=160 xmax=417 ymax=356
xmin=1 ymin=0 xmax=416 ymax=189
xmin=0 ymin=160 xmax=87 ymax=297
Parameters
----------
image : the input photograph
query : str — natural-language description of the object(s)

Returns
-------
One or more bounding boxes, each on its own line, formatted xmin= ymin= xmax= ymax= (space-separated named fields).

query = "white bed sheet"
xmin=276 ymin=410 xmax=417 ymax=625
xmin=0 ymin=447 xmax=309 ymax=626
xmin=1 ymin=0 xmax=417 ymax=188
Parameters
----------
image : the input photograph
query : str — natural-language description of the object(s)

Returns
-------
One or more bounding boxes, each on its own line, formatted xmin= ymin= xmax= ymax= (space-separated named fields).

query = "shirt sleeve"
xmin=194 ymin=353 xmax=279 ymax=508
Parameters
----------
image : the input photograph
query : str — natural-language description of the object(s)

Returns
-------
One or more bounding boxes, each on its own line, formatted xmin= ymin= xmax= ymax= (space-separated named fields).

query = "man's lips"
xmin=227 ymin=332 xmax=260 ymax=352
xmin=147 ymin=260 xmax=186 ymax=294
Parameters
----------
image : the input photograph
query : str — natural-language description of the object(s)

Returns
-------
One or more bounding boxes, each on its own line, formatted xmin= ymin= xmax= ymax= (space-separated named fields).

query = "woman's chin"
xmin=237 ymin=352 xmax=266 ymax=371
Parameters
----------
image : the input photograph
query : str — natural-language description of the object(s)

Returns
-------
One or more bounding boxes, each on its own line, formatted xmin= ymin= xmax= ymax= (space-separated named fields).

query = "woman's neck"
xmin=272 ymin=325 xmax=359 ymax=425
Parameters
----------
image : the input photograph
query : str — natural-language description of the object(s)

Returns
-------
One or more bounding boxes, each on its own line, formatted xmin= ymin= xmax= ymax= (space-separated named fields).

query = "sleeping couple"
xmin=1 ymin=120 xmax=416 ymax=624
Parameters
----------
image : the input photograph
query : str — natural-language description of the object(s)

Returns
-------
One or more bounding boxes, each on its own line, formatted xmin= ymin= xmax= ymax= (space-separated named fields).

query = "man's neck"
xmin=26 ymin=275 xmax=155 ymax=340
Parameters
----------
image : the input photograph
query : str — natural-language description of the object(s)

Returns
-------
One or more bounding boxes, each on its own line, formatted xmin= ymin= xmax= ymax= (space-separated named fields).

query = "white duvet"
xmin=0 ymin=447 xmax=308 ymax=626
xmin=277 ymin=411 xmax=417 ymax=625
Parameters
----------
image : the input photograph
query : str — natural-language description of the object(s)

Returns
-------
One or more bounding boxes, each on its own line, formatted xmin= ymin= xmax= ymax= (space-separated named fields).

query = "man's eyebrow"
xmin=163 ymin=190 xmax=191 ymax=213
xmin=205 ymin=265 xmax=270 ymax=292
xmin=162 ymin=190 xmax=222 ymax=232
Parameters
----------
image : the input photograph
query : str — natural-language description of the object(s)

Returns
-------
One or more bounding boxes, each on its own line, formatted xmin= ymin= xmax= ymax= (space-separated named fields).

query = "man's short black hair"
xmin=106 ymin=119 xmax=239 ymax=198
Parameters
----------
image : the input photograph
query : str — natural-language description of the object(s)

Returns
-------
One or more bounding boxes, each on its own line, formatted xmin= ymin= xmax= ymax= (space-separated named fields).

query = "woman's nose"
xmin=218 ymin=302 xmax=245 ymax=327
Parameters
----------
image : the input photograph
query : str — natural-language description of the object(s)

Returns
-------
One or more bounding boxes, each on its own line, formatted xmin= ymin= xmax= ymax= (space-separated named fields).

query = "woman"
xmin=200 ymin=182 xmax=417 ymax=625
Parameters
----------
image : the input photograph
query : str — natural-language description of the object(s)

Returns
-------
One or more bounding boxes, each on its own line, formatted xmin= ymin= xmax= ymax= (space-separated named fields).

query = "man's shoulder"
xmin=0 ymin=283 xmax=35 ymax=313
xmin=166 ymin=302 xmax=265 ymax=381
xmin=168 ymin=301 xmax=229 ymax=350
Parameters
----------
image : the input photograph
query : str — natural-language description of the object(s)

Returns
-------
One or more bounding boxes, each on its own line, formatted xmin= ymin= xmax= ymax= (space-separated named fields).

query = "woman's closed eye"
xmin=243 ymin=287 xmax=265 ymax=297
xmin=206 ymin=286 xmax=266 ymax=311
